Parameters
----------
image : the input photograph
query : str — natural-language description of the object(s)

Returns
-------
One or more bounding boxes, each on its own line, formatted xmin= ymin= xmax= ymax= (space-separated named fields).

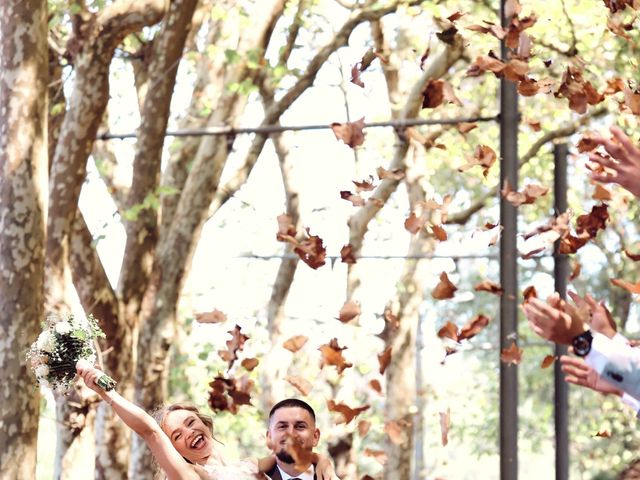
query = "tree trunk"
xmin=0 ymin=1 xmax=48 ymax=478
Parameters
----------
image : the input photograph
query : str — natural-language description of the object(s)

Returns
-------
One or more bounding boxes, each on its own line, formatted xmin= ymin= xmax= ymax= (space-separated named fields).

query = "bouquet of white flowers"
xmin=28 ymin=313 xmax=116 ymax=392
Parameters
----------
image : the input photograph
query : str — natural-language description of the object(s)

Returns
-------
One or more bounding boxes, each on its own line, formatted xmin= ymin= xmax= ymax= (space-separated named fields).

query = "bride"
xmin=76 ymin=362 xmax=337 ymax=480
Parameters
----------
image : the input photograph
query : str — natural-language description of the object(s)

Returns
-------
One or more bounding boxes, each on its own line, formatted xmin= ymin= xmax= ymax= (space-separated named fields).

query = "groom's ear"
xmin=312 ymin=428 xmax=320 ymax=447
xmin=266 ymin=430 xmax=274 ymax=450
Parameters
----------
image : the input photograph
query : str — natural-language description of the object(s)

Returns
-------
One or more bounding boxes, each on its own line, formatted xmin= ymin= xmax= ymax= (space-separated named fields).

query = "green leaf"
xmin=224 ymin=49 xmax=241 ymax=65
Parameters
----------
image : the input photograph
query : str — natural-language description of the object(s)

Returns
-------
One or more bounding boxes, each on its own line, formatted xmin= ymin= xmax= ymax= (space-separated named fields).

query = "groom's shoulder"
xmin=264 ymin=464 xmax=281 ymax=480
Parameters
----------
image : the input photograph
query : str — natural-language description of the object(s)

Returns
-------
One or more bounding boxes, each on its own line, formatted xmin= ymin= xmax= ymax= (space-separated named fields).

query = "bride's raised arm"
xmin=76 ymin=362 xmax=200 ymax=480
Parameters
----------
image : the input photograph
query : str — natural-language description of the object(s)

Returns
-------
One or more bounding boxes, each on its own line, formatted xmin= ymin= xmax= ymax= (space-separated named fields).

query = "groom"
xmin=265 ymin=398 xmax=321 ymax=480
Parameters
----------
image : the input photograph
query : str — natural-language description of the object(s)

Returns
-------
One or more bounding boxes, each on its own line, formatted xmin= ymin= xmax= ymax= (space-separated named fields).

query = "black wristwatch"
xmin=572 ymin=330 xmax=593 ymax=357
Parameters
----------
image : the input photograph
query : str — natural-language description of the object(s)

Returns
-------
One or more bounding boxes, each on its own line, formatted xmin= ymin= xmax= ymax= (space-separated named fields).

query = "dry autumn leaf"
xmin=610 ymin=278 xmax=640 ymax=294
xmin=358 ymin=419 xmax=372 ymax=437
xmin=541 ymin=355 xmax=555 ymax=369
xmin=340 ymin=190 xmax=365 ymax=207
xmin=340 ymin=244 xmax=357 ymax=264
xmin=195 ymin=309 xmax=228 ymax=324
xmin=218 ymin=325 xmax=249 ymax=370
xmin=241 ymin=358 xmax=259 ymax=372
xmin=283 ymin=335 xmax=308 ymax=353
xmin=458 ymin=144 xmax=497 ymax=177
xmin=437 ymin=321 xmax=459 ymax=342
xmin=439 ymin=408 xmax=451 ymax=446
xmin=624 ymin=248 xmax=640 ymax=261
xmin=501 ymin=341 xmax=523 ymax=365
xmin=337 ymin=300 xmax=361 ymax=323
xmin=286 ymin=376 xmax=313 ymax=396
xmin=331 ymin=117 xmax=366 ymax=148
xmin=569 ymin=261 xmax=582 ymax=281
xmin=383 ymin=308 xmax=400 ymax=330
xmin=369 ymin=379 xmax=383 ymax=395
xmin=474 ymin=280 xmax=503 ymax=296
xmin=378 ymin=346 xmax=392 ymax=374
xmin=432 ymin=271 xmax=458 ymax=299
xmin=523 ymin=286 xmax=537 ymax=302
xmin=594 ymin=430 xmax=612 ymax=438
xmin=327 ymin=400 xmax=370 ymax=424
xmin=405 ymin=211 xmax=427 ymax=234
xmin=363 ymin=448 xmax=387 ymax=465
xmin=458 ymin=314 xmax=490 ymax=341
xmin=376 ymin=166 xmax=405 ymax=180
xmin=319 ymin=338 xmax=353 ymax=374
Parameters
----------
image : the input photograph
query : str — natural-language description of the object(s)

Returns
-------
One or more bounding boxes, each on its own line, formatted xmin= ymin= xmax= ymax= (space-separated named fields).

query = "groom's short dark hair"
xmin=269 ymin=398 xmax=316 ymax=422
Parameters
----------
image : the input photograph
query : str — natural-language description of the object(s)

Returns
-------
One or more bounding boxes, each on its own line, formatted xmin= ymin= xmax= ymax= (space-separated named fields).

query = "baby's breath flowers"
xmin=28 ymin=313 xmax=116 ymax=392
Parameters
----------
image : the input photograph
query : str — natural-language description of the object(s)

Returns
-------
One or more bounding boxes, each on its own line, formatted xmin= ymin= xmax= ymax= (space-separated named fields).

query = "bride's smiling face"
xmin=163 ymin=409 xmax=214 ymax=463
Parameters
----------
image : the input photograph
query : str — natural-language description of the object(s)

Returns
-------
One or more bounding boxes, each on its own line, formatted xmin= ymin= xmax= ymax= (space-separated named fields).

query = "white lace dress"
xmin=196 ymin=457 xmax=264 ymax=480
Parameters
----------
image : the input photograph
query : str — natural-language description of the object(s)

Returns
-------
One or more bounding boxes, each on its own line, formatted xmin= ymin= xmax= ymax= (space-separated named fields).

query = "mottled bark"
xmin=0 ymin=1 xmax=48 ymax=478
xmin=119 ymin=0 xmax=198 ymax=321
xmin=44 ymin=2 xmax=165 ymax=478
xmin=46 ymin=0 xmax=166 ymax=311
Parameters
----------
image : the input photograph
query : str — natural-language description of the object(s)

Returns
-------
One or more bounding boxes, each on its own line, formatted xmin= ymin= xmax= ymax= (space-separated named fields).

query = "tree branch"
xmin=446 ymin=106 xmax=608 ymax=225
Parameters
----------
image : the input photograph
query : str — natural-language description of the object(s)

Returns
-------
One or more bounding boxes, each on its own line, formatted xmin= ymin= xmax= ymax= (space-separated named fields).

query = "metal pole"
xmin=553 ymin=143 xmax=569 ymax=480
xmin=499 ymin=0 xmax=519 ymax=478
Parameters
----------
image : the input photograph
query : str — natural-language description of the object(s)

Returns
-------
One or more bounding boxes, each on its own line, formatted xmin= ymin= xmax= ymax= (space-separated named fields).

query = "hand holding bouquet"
xmin=28 ymin=313 xmax=116 ymax=392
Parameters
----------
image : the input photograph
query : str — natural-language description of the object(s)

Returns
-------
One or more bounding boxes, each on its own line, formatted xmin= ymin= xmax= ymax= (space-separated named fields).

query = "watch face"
xmin=572 ymin=331 xmax=593 ymax=357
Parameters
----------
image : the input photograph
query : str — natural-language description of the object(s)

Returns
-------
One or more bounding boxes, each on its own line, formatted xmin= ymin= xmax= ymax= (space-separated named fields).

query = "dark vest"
xmin=264 ymin=463 xmax=317 ymax=480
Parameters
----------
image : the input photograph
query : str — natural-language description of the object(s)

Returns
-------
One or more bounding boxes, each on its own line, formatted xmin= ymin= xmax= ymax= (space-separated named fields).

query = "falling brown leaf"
xmin=241 ymin=357 xmax=259 ymax=372
xmin=369 ymin=379 xmax=383 ymax=395
xmin=353 ymin=176 xmax=376 ymax=192
xmin=376 ymin=166 xmax=406 ymax=180
xmin=437 ymin=321 xmax=459 ymax=342
xmin=276 ymin=213 xmax=297 ymax=242
xmin=378 ymin=346 xmax=392 ymax=374
xmin=569 ymin=261 xmax=581 ymax=281
xmin=594 ymin=429 xmax=612 ymax=438
xmin=358 ymin=419 xmax=372 ymax=437
xmin=195 ymin=309 xmax=228 ymax=324
xmin=384 ymin=420 xmax=406 ymax=445
xmin=337 ymin=300 xmax=361 ymax=323
xmin=457 ymin=122 xmax=478 ymax=134
xmin=319 ymin=338 xmax=353 ymax=374
xmin=624 ymin=248 xmax=640 ymax=261
xmin=331 ymin=117 xmax=366 ymax=148
xmin=623 ymin=84 xmax=640 ymax=115
xmin=218 ymin=325 xmax=249 ymax=370
xmin=340 ymin=190 xmax=365 ymax=206
xmin=432 ymin=271 xmax=458 ymax=299
xmin=592 ymin=184 xmax=612 ymax=201
xmin=293 ymin=230 xmax=327 ymax=269
xmin=540 ymin=355 xmax=555 ymax=369
xmin=610 ymin=278 xmax=640 ymax=294
xmin=383 ymin=308 xmax=400 ymax=330
xmin=431 ymin=224 xmax=448 ymax=241
xmin=327 ymin=400 xmax=370 ymax=424
xmin=208 ymin=374 xmax=254 ymax=414
xmin=363 ymin=448 xmax=387 ymax=465
xmin=283 ymin=335 xmax=308 ymax=353
xmin=286 ymin=376 xmax=313 ymax=396
xmin=458 ymin=314 xmax=490 ymax=341
xmin=575 ymin=204 xmax=609 ymax=238
xmin=474 ymin=280 xmax=503 ymax=296
xmin=502 ymin=180 xmax=549 ymax=206
xmin=458 ymin=144 xmax=497 ymax=177
xmin=422 ymin=79 xmax=462 ymax=108
xmin=500 ymin=341 xmax=523 ymax=365
xmin=350 ymin=65 xmax=365 ymax=88
xmin=405 ymin=211 xmax=427 ymax=234
xmin=526 ymin=118 xmax=541 ymax=131
xmin=340 ymin=244 xmax=357 ymax=264
xmin=283 ymin=433 xmax=315 ymax=470
xmin=439 ymin=408 xmax=451 ymax=446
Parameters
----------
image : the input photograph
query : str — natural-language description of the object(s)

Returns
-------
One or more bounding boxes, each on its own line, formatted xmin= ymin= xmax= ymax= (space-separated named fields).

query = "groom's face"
xmin=267 ymin=406 xmax=320 ymax=464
